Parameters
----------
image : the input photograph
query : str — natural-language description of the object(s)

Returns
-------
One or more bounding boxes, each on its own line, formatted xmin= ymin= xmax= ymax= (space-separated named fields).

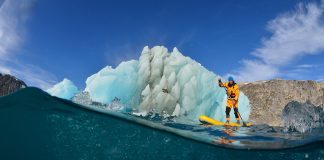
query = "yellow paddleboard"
xmin=199 ymin=115 xmax=252 ymax=127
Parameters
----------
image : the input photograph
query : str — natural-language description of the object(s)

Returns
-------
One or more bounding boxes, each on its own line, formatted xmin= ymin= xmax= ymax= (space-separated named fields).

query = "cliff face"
xmin=239 ymin=80 xmax=324 ymax=126
xmin=0 ymin=74 xmax=27 ymax=96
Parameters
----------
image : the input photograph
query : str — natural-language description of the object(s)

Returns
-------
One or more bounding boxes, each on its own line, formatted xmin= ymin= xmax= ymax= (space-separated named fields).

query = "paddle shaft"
xmin=237 ymin=110 xmax=247 ymax=126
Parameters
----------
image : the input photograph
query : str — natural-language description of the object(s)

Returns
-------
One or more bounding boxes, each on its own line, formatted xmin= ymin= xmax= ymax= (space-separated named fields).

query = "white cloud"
xmin=0 ymin=61 xmax=57 ymax=89
xmin=233 ymin=1 xmax=324 ymax=82
xmin=0 ymin=66 xmax=11 ymax=74
xmin=231 ymin=60 xmax=278 ymax=82
xmin=0 ymin=1 xmax=21 ymax=58
xmin=0 ymin=0 xmax=57 ymax=89
xmin=296 ymin=64 xmax=317 ymax=68
xmin=0 ymin=0 xmax=33 ymax=58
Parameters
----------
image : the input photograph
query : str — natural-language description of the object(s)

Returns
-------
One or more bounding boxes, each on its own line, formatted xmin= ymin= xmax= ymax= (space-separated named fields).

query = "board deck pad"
xmin=199 ymin=115 xmax=252 ymax=127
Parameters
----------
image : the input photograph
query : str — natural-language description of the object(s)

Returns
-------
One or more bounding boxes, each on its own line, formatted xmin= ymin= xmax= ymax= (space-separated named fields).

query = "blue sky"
xmin=0 ymin=0 xmax=324 ymax=89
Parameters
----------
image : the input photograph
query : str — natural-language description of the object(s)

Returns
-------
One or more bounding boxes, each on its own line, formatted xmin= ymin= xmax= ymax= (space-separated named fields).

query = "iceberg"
xmin=84 ymin=60 xmax=140 ymax=106
xmin=46 ymin=78 xmax=79 ymax=100
xmin=48 ymin=46 xmax=251 ymax=122
xmin=83 ymin=46 xmax=251 ymax=122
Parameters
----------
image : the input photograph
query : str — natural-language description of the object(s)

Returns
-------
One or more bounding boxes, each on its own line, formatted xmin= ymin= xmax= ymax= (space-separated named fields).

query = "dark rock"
xmin=249 ymin=124 xmax=283 ymax=133
xmin=282 ymin=101 xmax=324 ymax=133
xmin=0 ymin=73 xmax=27 ymax=96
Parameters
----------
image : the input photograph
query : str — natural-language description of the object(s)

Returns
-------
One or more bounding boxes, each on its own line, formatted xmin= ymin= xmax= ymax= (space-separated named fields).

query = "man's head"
xmin=228 ymin=76 xmax=234 ymax=84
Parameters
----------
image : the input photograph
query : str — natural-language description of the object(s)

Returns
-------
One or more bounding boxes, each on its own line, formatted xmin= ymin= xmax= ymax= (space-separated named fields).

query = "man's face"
xmin=229 ymin=80 xmax=234 ymax=84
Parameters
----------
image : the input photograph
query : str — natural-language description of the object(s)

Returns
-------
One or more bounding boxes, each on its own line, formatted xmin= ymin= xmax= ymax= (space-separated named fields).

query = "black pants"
xmin=226 ymin=107 xmax=239 ymax=120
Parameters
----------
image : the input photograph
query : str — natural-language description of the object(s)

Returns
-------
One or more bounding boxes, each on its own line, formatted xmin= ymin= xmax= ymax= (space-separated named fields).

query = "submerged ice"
xmin=49 ymin=46 xmax=251 ymax=122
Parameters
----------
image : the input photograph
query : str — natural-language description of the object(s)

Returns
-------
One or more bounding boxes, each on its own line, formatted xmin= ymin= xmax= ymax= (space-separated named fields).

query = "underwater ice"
xmin=47 ymin=78 xmax=79 ymax=100
xmin=72 ymin=91 xmax=125 ymax=111
xmin=50 ymin=46 xmax=251 ymax=122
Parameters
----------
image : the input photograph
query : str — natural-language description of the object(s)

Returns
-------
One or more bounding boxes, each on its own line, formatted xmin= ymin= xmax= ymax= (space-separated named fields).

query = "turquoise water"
xmin=0 ymin=87 xmax=324 ymax=160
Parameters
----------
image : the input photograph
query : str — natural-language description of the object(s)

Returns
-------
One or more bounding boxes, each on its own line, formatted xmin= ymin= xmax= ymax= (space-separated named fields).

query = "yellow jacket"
xmin=220 ymin=82 xmax=240 ymax=101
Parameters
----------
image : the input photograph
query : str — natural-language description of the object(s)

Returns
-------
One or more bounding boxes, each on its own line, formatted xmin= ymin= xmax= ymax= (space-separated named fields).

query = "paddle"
xmin=229 ymin=100 xmax=248 ymax=127
xmin=237 ymin=110 xmax=248 ymax=127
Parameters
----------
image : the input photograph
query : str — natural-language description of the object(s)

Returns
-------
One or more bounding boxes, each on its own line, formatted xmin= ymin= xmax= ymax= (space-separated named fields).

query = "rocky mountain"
xmin=0 ymin=74 xmax=27 ymax=96
xmin=239 ymin=79 xmax=324 ymax=126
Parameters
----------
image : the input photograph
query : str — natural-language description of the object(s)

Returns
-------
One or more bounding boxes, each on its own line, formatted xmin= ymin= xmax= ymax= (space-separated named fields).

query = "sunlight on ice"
xmin=48 ymin=46 xmax=251 ymax=122
xmin=46 ymin=78 xmax=79 ymax=99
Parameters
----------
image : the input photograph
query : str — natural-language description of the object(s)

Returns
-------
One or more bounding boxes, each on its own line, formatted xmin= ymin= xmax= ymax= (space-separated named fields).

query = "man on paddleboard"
xmin=218 ymin=76 xmax=240 ymax=124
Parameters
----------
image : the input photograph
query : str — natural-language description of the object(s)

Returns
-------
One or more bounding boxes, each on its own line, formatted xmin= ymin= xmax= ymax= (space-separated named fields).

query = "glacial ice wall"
xmin=47 ymin=78 xmax=79 ymax=99
xmin=83 ymin=46 xmax=251 ymax=122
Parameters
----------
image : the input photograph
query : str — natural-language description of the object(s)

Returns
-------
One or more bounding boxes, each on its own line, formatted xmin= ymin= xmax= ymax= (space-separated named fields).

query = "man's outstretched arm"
xmin=218 ymin=78 xmax=225 ymax=87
